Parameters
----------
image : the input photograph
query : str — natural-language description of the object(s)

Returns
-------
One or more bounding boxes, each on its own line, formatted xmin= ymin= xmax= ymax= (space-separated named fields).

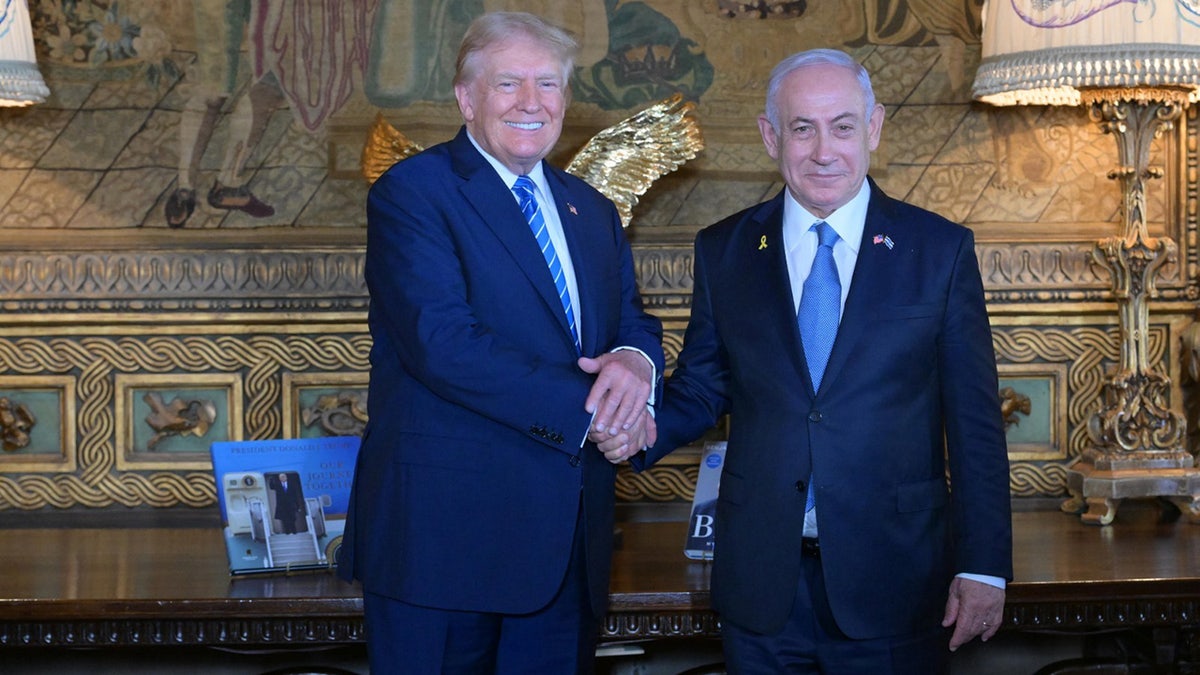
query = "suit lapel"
xmin=819 ymin=186 xmax=895 ymax=391
xmin=451 ymin=134 xmax=577 ymax=350
xmin=743 ymin=195 xmax=812 ymax=391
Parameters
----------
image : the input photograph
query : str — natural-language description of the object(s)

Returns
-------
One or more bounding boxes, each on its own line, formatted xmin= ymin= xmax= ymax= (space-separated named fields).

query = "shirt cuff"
xmin=956 ymin=572 xmax=1006 ymax=590
xmin=610 ymin=346 xmax=657 ymax=405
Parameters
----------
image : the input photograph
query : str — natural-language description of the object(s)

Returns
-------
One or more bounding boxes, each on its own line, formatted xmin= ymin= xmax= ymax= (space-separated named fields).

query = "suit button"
xmin=808 ymin=411 xmax=822 ymax=422
xmin=795 ymin=480 xmax=807 ymax=492
xmin=569 ymin=455 xmax=581 ymax=467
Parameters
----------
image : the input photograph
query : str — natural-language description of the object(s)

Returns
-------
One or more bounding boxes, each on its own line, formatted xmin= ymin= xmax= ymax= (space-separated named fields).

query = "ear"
xmin=455 ymin=82 xmax=474 ymax=123
xmin=758 ymin=115 xmax=780 ymax=161
xmin=867 ymin=103 xmax=885 ymax=152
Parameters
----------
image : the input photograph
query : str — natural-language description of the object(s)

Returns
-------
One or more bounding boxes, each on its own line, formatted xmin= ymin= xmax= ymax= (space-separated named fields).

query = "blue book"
xmin=684 ymin=442 xmax=726 ymax=560
xmin=210 ymin=436 xmax=360 ymax=575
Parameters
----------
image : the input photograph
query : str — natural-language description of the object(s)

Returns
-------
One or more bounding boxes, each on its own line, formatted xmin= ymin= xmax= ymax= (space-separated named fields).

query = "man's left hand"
xmin=942 ymin=576 xmax=1005 ymax=651
xmin=579 ymin=351 xmax=653 ymax=437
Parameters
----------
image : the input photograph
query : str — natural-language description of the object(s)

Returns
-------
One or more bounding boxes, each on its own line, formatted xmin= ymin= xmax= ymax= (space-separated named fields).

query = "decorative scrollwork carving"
xmin=994 ymin=324 xmax=1167 ymax=497
xmin=301 ymin=391 xmax=368 ymax=437
xmin=142 ymin=392 xmax=217 ymax=450
xmin=1000 ymin=387 xmax=1032 ymax=430
xmin=0 ymin=398 xmax=35 ymax=452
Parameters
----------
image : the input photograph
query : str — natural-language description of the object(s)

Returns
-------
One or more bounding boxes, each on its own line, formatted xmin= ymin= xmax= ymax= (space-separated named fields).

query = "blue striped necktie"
xmin=513 ymin=175 xmax=580 ymax=353
xmin=798 ymin=221 xmax=840 ymax=513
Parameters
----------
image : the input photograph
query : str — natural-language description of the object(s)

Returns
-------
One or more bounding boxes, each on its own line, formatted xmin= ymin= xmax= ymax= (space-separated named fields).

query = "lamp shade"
xmin=973 ymin=0 xmax=1200 ymax=106
xmin=0 ymin=0 xmax=47 ymax=107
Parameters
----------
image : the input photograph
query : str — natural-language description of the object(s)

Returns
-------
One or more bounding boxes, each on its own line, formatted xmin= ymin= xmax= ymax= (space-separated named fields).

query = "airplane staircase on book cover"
xmin=267 ymin=532 xmax=320 ymax=568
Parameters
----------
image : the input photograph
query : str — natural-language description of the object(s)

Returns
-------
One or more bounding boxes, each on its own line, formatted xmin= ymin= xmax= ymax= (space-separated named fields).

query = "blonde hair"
xmin=454 ymin=12 xmax=578 ymax=88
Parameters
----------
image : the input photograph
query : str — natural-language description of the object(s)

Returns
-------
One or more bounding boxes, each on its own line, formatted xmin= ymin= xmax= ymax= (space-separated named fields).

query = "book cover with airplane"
xmin=210 ymin=436 xmax=360 ymax=575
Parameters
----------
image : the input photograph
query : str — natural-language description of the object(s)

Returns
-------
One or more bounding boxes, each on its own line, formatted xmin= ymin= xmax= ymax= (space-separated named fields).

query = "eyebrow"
xmin=789 ymin=111 xmax=859 ymax=126
xmin=493 ymin=69 xmax=562 ymax=82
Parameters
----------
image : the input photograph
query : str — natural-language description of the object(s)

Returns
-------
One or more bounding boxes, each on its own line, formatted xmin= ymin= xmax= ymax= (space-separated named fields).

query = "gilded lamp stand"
xmin=1062 ymin=88 xmax=1200 ymax=525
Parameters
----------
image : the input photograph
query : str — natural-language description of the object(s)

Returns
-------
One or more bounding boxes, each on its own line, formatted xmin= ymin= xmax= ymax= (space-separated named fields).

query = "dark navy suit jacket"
xmin=339 ymin=128 xmax=664 ymax=618
xmin=636 ymin=180 xmax=1012 ymax=638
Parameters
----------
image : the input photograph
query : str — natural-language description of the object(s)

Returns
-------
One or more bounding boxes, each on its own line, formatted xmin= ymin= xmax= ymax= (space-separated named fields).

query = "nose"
xmin=516 ymin=81 xmax=541 ymax=111
xmin=811 ymin=130 xmax=836 ymax=163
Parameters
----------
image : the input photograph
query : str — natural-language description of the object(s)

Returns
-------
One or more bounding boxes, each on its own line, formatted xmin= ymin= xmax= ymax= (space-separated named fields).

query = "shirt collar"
xmin=783 ymin=181 xmax=871 ymax=255
xmin=465 ymin=130 xmax=549 ymax=194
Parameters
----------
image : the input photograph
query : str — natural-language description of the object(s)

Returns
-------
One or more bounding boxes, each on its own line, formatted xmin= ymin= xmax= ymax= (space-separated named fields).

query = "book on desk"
xmin=210 ymin=436 xmax=361 ymax=575
xmin=685 ymin=441 xmax=726 ymax=560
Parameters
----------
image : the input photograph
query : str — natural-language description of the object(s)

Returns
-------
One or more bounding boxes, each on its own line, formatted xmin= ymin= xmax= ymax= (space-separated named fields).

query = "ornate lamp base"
xmin=1062 ymin=448 xmax=1200 ymax=525
xmin=1058 ymin=91 xmax=1197 ymax=526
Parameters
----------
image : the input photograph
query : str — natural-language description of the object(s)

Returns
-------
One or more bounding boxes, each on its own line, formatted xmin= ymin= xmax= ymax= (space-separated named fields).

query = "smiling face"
xmin=758 ymin=62 xmax=883 ymax=219
xmin=454 ymin=34 xmax=568 ymax=176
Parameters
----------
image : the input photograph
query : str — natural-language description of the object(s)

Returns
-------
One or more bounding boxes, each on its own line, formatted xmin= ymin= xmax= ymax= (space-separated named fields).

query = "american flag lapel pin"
xmin=873 ymin=234 xmax=894 ymax=250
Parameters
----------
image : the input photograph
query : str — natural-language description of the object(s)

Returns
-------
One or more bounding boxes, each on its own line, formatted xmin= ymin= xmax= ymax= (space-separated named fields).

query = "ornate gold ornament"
xmin=301 ymin=391 xmax=368 ymax=437
xmin=142 ymin=392 xmax=218 ymax=450
xmin=360 ymin=93 xmax=705 ymax=228
xmin=1000 ymin=387 xmax=1032 ymax=431
xmin=360 ymin=114 xmax=423 ymax=185
xmin=0 ymin=398 xmax=35 ymax=452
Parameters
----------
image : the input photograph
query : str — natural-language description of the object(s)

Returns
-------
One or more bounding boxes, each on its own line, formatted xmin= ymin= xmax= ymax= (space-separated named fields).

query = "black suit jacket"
xmin=638 ymin=180 xmax=1012 ymax=638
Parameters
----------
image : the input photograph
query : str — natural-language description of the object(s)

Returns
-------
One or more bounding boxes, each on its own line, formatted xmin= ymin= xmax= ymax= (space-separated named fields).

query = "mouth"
xmin=506 ymin=121 xmax=544 ymax=131
xmin=808 ymin=173 xmax=843 ymax=182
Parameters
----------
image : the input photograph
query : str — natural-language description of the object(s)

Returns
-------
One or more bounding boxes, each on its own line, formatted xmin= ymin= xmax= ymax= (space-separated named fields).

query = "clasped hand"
xmin=578 ymin=352 xmax=655 ymax=464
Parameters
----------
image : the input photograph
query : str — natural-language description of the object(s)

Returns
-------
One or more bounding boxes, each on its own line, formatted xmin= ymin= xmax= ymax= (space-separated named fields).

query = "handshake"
xmin=589 ymin=412 xmax=656 ymax=465
xmin=577 ymin=352 xmax=658 ymax=465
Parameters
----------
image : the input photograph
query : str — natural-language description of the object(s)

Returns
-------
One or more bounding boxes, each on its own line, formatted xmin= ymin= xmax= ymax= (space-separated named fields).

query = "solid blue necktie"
xmin=513 ymin=176 xmax=580 ymax=353
xmin=798 ymin=221 xmax=840 ymax=512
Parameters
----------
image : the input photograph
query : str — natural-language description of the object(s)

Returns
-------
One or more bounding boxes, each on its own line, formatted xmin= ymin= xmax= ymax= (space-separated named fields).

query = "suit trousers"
xmin=361 ymin=502 xmax=597 ymax=675
xmin=720 ymin=549 xmax=949 ymax=674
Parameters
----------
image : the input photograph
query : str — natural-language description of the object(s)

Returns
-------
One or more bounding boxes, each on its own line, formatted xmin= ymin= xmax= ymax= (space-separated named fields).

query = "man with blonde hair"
xmin=340 ymin=11 xmax=663 ymax=674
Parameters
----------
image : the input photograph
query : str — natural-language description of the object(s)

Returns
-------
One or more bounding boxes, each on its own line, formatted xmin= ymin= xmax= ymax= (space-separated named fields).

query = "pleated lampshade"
xmin=0 ymin=0 xmax=48 ymax=107
xmin=972 ymin=0 xmax=1200 ymax=107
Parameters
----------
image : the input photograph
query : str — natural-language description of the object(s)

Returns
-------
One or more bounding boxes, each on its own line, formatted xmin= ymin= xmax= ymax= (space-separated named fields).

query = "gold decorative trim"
xmin=0 ymin=249 xmax=367 ymax=313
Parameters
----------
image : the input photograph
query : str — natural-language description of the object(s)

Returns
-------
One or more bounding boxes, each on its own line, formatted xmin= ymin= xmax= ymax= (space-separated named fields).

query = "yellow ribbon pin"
xmin=758 ymin=235 xmax=768 ymax=250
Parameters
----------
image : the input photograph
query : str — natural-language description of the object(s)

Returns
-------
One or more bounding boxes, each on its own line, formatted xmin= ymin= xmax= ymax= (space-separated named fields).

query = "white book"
xmin=684 ymin=441 xmax=726 ymax=560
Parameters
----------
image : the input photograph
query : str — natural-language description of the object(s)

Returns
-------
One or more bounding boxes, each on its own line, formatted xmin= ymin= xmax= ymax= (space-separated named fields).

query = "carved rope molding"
xmin=0 ymin=333 xmax=370 ymax=510
xmin=996 ymin=325 xmax=1167 ymax=498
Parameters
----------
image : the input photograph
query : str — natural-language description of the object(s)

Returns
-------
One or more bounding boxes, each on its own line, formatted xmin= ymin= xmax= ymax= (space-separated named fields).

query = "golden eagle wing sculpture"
xmin=361 ymin=112 xmax=424 ymax=183
xmin=361 ymin=94 xmax=705 ymax=228
xmin=564 ymin=93 xmax=704 ymax=228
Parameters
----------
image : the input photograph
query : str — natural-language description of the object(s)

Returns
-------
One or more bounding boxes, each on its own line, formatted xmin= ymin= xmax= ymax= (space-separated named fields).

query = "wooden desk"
xmin=0 ymin=504 xmax=1199 ymax=648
